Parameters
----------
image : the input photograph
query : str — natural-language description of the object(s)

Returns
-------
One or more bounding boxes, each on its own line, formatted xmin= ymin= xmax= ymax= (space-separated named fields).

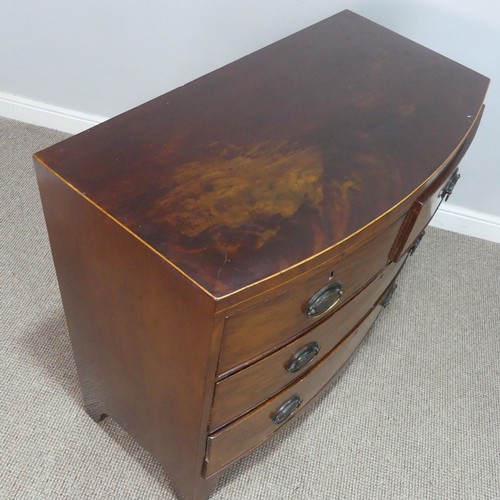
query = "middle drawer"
xmin=210 ymin=255 xmax=407 ymax=431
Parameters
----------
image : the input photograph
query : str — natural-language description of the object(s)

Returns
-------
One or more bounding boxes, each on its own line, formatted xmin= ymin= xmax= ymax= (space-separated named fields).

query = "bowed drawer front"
xmin=206 ymin=304 xmax=386 ymax=477
xmin=33 ymin=10 xmax=489 ymax=500
xmin=210 ymin=256 xmax=408 ymax=430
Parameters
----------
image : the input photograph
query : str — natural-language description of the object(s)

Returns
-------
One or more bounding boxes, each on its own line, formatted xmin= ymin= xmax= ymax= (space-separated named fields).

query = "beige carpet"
xmin=1 ymin=116 xmax=499 ymax=499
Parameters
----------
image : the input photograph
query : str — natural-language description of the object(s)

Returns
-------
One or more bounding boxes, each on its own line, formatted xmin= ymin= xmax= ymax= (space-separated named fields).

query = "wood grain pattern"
xmin=390 ymin=105 xmax=485 ymax=261
xmin=34 ymin=10 xmax=489 ymax=298
xmin=34 ymin=163 xmax=223 ymax=500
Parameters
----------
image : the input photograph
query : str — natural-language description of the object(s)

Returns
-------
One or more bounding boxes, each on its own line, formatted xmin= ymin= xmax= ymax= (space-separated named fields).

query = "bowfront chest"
xmin=34 ymin=10 xmax=489 ymax=500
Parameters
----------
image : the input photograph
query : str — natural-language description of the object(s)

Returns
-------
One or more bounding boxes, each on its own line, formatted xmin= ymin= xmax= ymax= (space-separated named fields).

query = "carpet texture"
xmin=1 ymin=116 xmax=499 ymax=499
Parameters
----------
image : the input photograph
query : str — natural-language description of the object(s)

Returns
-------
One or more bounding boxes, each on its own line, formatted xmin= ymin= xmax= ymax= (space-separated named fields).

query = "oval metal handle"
xmin=272 ymin=396 xmax=303 ymax=425
xmin=305 ymin=282 xmax=343 ymax=318
xmin=286 ymin=342 xmax=320 ymax=373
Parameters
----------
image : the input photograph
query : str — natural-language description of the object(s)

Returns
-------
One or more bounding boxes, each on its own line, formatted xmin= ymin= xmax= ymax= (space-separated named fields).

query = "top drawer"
xmin=217 ymin=217 xmax=404 ymax=376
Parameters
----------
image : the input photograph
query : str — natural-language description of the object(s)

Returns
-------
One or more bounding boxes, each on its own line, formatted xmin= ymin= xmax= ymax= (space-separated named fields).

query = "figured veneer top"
xmin=35 ymin=10 xmax=489 ymax=298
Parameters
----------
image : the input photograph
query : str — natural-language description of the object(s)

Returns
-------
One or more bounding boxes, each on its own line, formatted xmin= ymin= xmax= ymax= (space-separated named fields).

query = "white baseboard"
xmin=0 ymin=91 xmax=107 ymax=134
xmin=430 ymin=204 xmax=500 ymax=244
xmin=1 ymin=91 xmax=500 ymax=245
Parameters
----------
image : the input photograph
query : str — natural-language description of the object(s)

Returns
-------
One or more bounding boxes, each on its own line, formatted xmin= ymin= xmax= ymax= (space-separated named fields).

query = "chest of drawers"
xmin=34 ymin=10 xmax=489 ymax=500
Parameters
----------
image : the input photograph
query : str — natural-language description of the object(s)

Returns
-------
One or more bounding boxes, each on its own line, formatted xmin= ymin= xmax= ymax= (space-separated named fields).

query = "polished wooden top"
xmin=35 ymin=10 xmax=489 ymax=298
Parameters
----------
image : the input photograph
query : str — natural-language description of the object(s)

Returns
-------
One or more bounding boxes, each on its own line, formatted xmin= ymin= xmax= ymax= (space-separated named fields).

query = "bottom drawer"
xmin=204 ymin=303 xmax=385 ymax=477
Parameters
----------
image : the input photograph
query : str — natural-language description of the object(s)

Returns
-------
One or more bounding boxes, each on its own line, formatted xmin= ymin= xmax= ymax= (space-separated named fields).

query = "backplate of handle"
xmin=305 ymin=282 xmax=343 ymax=318
xmin=272 ymin=396 xmax=303 ymax=425
xmin=286 ymin=342 xmax=321 ymax=373
xmin=440 ymin=168 xmax=460 ymax=201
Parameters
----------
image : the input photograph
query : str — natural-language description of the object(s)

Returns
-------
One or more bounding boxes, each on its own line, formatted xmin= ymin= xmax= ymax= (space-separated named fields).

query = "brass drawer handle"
xmin=271 ymin=396 xmax=302 ymax=424
xmin=305 ymin=282 xmax=343 ymax=318
xmin=286 ymin=342 xmax=321 ymax=373
xmin=439 ymin=168 xmax=460 ymax=201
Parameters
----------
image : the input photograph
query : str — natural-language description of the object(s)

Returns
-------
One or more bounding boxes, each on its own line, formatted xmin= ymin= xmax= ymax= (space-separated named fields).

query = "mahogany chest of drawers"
xmin=34 ymin=10 xmax=489 ymax=500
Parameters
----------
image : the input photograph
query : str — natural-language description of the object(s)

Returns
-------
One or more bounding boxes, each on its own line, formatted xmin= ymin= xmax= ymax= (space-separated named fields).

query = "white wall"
xmin=1 ymin=0 xmax=499 ymax=239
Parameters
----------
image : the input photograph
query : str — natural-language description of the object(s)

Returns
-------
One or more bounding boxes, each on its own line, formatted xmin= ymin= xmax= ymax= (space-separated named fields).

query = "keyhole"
xmin=329 ymin=270 xmax=335 ymax=280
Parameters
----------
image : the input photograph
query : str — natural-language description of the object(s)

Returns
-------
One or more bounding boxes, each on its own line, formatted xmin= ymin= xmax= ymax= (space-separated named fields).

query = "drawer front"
xmin=210 ymin=256 xmax=407 ymax=430
xmin=218 ymin=218 xmax=404 ymax=376
xmin=205 ymin=304 xmax=384 ymax=477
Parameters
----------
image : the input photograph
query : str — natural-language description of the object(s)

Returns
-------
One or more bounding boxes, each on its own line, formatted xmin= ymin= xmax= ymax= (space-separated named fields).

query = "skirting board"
xmin=430 ymin=204 xmax=500 ymax=244
xmin=1 ymin=90 xmax=499 ymax=244
xmin=0 ymin=91 xmax=107 ymax=134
